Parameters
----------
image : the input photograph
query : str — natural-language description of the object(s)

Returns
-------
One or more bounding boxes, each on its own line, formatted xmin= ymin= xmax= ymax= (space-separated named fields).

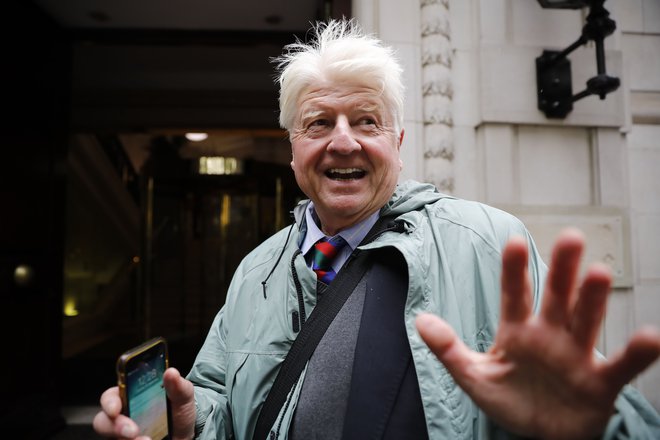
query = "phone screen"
xmin=120 ymin=339 xmax=170 ymax=440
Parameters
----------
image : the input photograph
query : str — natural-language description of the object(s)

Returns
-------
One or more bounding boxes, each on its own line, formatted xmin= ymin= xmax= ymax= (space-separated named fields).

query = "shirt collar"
xmin=300 ymin=201 xmax=380 ymax=255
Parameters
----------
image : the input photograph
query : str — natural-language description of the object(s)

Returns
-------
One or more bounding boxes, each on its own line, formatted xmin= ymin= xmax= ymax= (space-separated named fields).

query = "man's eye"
xmin=358 ymin=118 xmax=377 ymax=125
xmin=309 ymin=119 xmax=329 ymax=127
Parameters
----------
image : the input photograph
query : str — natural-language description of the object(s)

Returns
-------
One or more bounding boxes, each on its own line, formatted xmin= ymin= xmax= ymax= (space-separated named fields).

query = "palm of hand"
xmin=417 ymin=229 xmax=660 ymax=440
xmin=468 ymin=317 xmax=615 ymax=439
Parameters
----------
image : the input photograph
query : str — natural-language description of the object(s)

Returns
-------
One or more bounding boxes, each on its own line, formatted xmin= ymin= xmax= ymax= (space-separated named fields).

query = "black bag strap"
xmin=252 ymin=215 xmax=402 ymax=440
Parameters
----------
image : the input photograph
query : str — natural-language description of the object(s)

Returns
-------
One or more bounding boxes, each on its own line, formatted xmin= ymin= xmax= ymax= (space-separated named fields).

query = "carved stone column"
xmin=421 ymin=0 xmax=454 ymax=193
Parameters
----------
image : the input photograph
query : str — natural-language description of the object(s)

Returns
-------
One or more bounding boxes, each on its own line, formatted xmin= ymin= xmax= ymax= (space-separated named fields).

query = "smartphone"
xmin=116 ymin=337 xmax=172 ymax=440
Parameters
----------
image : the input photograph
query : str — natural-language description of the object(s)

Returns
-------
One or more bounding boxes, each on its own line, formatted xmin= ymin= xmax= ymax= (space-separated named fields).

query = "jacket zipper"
xmin=291 ymin=249 xmax=305 ymax=331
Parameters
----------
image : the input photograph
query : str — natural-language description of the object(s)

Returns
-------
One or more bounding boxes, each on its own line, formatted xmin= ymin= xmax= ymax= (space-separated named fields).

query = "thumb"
xmin=163 ymin=368 xmax=194 ymax=405
xmin=416 ymin=313 xmax=456 ymax=356
xmin=163 ymin=368 xmax=196 ymax=440
xmin=416 ymin=313 xmax=478 ymax=385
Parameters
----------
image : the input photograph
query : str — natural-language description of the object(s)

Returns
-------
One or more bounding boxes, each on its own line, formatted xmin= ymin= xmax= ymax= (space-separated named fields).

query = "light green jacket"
xmin=188 ymin=180 xmax=660 ymax=439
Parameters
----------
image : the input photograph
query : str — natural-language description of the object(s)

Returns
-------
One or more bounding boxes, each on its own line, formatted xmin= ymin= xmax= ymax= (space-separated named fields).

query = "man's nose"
xmin=327 ymin=117 xmax=360 ymax=154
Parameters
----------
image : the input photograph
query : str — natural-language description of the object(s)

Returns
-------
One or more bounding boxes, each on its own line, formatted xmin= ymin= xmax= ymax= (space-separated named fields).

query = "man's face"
xmin=290 ymin=83 xmax=404 ymax=235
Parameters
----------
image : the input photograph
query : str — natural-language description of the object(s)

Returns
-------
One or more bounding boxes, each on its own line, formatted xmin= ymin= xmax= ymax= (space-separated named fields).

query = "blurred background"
xmin=3 ymin=0 xmax=347 ymax=438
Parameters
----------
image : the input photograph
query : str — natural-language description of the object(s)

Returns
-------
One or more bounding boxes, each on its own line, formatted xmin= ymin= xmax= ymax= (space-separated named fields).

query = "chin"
xmin=324 ymin=192 xmax=366 ymax=207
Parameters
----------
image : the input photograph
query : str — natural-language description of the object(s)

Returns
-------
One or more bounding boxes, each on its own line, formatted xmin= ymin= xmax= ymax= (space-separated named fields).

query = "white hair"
xmin=274 ymin=19 xmax=405 ymax=132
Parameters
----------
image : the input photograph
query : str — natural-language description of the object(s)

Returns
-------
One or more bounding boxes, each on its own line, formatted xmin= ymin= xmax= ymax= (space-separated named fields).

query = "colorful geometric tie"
xmin=311 ymin=235 xmax=347 ymax=284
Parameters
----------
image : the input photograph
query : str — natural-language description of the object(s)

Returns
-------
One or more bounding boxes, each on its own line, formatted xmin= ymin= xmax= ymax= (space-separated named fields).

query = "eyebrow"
xmin=300 ymin=108 xmax=325 ymax=120
xmin=353 ymin=102 xmax=381 ymax=113
xmin=299 ymin=100 xmax=383 ymax=121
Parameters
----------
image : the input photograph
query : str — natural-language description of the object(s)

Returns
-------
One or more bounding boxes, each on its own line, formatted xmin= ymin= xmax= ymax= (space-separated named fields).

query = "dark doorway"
xmin=60 ymin=131 xmax=303 ymax=411
xmin=5 ymin=1 xmax=351 ymax=438
xmin=2 ymin=2 xmax=71 ymax=438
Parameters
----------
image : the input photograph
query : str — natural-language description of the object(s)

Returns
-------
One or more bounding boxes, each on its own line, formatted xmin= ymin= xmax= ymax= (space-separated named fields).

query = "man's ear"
xmin=398 ymin=130 xmax=404 ymax=170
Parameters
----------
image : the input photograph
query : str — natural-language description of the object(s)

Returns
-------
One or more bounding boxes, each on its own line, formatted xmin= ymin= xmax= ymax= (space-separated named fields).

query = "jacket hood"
xmin=292 ymin=180 xmax=451 ymax=228
xmin=381 ymin=180 xmax=451 ymax=217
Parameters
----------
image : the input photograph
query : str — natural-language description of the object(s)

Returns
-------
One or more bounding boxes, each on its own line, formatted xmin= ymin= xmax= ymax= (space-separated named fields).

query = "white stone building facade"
xmin=353 ymin=0 xmax=660 ymax=410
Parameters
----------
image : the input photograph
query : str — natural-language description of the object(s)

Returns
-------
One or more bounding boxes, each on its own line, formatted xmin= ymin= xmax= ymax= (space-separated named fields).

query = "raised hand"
xmin=92 ymin=367 xmax=196 ymax=440
xmin=416 ymin=228 xmax=660 ymax=440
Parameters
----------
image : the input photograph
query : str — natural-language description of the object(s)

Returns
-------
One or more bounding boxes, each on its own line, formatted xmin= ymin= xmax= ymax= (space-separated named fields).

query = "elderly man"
xmin=94 ymin=19 xmax=660 ymax=439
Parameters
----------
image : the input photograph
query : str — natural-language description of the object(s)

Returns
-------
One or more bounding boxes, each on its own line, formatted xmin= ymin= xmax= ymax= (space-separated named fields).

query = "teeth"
xmin=325 ymin=168 xmax=366 ymax=180
xmin=328 ymin=168 xmax=362 ymax=174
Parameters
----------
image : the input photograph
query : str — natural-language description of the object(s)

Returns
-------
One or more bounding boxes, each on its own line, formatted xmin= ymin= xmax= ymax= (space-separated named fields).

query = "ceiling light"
xmin=185 ymin=132 xmax=208 ymax=142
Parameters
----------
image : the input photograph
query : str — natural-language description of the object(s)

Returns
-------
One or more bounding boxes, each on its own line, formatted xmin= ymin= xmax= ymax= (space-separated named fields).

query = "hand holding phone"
xmin=116 ymin=337 xmax=172 ymax=440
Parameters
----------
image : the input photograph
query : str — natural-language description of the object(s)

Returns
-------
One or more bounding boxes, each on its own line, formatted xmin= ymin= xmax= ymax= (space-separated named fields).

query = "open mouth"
xmin=325 ymin=168 xmax=366 ymax=180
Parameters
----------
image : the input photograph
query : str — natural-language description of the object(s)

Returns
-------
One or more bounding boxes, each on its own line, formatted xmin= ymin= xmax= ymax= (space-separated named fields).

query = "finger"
xmin=500 ymin=235 xmax=532 ymax=323
xmin=92 ymin=410 xmax=140 ymax=438
xmin=602 ymin=327 xmax=660 ymax=390
xmin=99 ymin=386 xmax=122 ymax=417
xmin=163 ymin=368 xmax=194 ymax=405
xmin=571 ymin=263 xmax=611 ymax=349
xmin=163 ymin=368 xmax=196 ymax=439
xmin=416 ymin=313 xmax=481 ymax=391
xmin=541 ymin=228 xmax=584 ymax=326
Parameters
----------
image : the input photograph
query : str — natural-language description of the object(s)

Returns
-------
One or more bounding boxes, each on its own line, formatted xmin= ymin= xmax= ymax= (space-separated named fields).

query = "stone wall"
xmin=354 ymin=0 xmax=660 ymax=410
